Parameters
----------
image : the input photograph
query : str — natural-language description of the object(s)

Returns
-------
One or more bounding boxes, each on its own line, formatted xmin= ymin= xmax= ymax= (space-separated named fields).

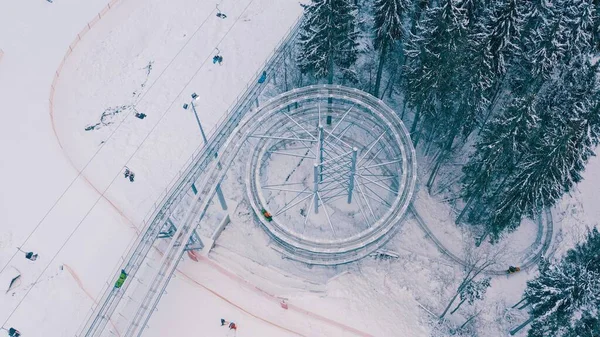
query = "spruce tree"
xmin=373 ymin=0 xmax=408 ymax=97
xmin=404 ymin=0 xmax=468 ymax=143
xmin=297 ymin=0 xmax=360 ymax=84
xmin=458 ymin=93 xmax=540 ymax=229
xmin=492 ymin=62 xmax=600 ymax=225
xmin=463 ymin=60 xmax=600 ymax=239
xmin=524 ymin=228 xmax=600 ymax=337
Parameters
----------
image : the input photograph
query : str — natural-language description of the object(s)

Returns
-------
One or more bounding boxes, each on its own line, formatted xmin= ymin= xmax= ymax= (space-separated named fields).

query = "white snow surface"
xmin=0 ymin=0 xmax=428 ymax=336
xmin=1 ymin=0 xmax=599 ymax=336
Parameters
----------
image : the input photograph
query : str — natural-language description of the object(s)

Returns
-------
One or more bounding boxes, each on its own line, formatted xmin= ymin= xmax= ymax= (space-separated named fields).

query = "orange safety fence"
xmin=49 ymin=0 xmax=125 ymax=147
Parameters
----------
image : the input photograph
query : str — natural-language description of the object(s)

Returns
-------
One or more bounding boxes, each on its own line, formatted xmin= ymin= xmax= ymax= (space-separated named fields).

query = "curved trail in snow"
xmin=409 ymin=204 xmax=554 ymax=276
xmin=63 ymin=264 xmax=123 ymax=337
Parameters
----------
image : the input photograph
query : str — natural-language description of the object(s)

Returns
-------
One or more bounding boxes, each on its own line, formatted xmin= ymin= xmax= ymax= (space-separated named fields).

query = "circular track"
xmin=244 ymin=85 xmax=417 ymax=265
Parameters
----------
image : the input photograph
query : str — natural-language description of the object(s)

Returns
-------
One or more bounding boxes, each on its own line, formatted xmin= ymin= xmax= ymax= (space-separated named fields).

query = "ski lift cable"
xmin=0 ymin=0 xmax=244 ymax=276
xmin=0 ymin=3 xmax=221 ymax=277
xmin=1 ymin=0 xmax=258 ymax=326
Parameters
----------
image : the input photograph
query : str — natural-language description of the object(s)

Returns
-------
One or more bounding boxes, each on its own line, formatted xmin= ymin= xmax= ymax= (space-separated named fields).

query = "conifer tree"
xmin=457 ymin=93 xmax=539 ymax=227
xmin=404 ymin=0 xmax=467 ymax=142
xmin=297 ymin=0 xmax=360 ymax=84
xmin=373 ymin=0 xmax=407 ymax=97
xmin=462 ymin=60 xmax=600 ymax=239
xmin=524 ymin=228 xmax=600 ymax=337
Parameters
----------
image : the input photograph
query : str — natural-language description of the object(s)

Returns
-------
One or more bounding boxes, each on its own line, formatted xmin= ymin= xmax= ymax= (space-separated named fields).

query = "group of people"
xmin=124 ymin=168 xmax=135 ymax=182
xmin=220 ymin=319 xmax=237 ymax=331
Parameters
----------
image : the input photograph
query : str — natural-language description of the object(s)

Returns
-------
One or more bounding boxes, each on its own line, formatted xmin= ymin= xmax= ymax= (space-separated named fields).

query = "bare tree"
xmin=439 ymin=243 xmax=505 ymax=319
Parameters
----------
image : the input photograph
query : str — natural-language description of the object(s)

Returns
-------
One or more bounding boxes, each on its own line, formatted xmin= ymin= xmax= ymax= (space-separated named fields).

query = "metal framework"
xmin=77 ymin=82 xmax=416 ymax=337
xmin=246 ymin=87 xmax=417 ymax=264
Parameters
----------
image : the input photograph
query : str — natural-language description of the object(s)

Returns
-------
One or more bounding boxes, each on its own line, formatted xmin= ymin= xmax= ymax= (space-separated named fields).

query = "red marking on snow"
xmin=48 ymin=0 xmax=140 ymax=236
xmin=63 ymin=264 xmax=122 ymax=337
xmin=176 ymin=272 xmax=304 ymax=336
xmin=196 ymin=255 xmax=374 ymax=337
xmin=187 ymin=250 xmax=199 ymax=262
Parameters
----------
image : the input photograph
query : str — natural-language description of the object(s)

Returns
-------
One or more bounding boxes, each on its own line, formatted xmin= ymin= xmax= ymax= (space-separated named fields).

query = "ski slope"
xmin=4 ymin=0 xmax=598 ymax=336
xmin=0 ymin=0 xmax=430 ymax=336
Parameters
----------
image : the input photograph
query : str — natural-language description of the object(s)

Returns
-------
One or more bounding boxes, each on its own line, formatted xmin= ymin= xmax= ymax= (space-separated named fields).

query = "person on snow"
xmin=17 ymin=247 xmax=38 ymax=261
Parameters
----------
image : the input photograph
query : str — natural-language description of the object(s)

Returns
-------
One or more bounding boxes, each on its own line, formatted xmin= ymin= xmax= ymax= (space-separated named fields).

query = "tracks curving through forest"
xmin=409 ymin=204 xmax=554 ymax=276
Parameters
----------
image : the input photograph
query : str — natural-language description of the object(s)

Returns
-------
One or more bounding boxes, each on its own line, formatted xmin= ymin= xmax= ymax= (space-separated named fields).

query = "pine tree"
xmin=513 ymin=0 xmax=596 ymax=95
xmin=487 ymin=0 xmax=522 ymax=75
xmin=372 ymin=0 xmax=408 ymax=97
xmin=463 ymin=60 xmax=600 ymax=240
xmin=404 ymin=0 xmax=468 ymax=144
xmin=503 ymin=62 xmax=598 ymax=228
xmin=524 ymin=228 xmax=600 ymax=337
xmin=297 ymin=0 xmax=360 ymax=84
xmin=457 ymin=93 xmax=538 ymax=220
xmin=478 ymin=0 xmax=523 ymax=125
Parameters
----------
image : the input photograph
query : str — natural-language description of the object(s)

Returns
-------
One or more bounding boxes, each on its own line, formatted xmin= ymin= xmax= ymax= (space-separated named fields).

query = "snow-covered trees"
xmin=460 ymin=59 xmax=600 ymax=241
xmin=439 ymin=244 xmax=500 ymax=319
xmin=372 ymin=0 xmax=408 ymax=97
xmin=449 ymin=276 xmax=491 ymax=315
xmin=295 ymin=0 xmax=600 ymax=241
xmin=405 ymin=0 xmax=468 ymax=143
xmin=297 ymin=0 xmax=360 ymax=84
xmin=524 ymin=228 xmax=600 ymax=337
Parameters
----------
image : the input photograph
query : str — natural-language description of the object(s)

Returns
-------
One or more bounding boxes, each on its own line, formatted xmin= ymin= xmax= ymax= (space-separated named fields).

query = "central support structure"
xmin=248 ymin=85 xmax=417 ymax=265
xmin=348 ymin=147 xmax=358 ymax=203
xmin=313 ymin=164 xmax=319 ymax=214
xmin=318 ymin=124 xmax=324 ymax=182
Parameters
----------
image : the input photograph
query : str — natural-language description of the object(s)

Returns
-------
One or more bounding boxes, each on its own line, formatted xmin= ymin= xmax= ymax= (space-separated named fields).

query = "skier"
xmin=229 ymin=322 xmax=237 ymax=330
xmin=258 ymin=71 xmax=267 ymax=83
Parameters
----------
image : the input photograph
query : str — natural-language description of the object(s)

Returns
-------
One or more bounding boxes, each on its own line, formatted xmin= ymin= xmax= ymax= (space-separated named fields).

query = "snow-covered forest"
xmin=291 ymin=0 xmax=600 ymax=335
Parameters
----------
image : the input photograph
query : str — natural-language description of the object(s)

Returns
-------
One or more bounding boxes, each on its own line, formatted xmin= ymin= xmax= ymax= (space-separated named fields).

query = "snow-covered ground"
xmin=1 ymin=0 xmax=426 ymax=336
xmin=1 ymin=0 xmax=599 ymax=336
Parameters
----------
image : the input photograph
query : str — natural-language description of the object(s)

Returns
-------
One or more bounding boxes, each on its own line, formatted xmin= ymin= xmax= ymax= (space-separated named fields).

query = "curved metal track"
xmin=244 ymin=88 xmax=417 ymax=264
xmin=116 ymin=85 xmax=417 ymax=336
xmin=409 ymin=205 xmax=554 ymax=275
xmin=78 ymin=18 xmax=302 ymax=337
